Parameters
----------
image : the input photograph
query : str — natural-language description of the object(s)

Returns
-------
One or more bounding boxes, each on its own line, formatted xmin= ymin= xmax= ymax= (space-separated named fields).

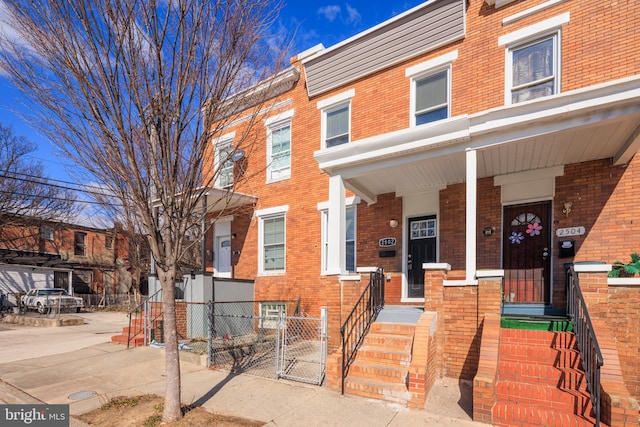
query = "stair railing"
xmin=127 ymin=288 xmax=163 ymax=348
xmin=566 ymin=266 xmax=603 ymax=426
xmin=339 ymin=267 xmax=385 ymax=394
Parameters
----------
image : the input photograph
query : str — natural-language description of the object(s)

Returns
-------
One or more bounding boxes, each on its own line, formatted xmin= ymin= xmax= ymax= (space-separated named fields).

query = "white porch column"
xmin=326 ymin=175 xmax=346 ymax=275
xmin=466 ymin=148 xmax=477 ymax=282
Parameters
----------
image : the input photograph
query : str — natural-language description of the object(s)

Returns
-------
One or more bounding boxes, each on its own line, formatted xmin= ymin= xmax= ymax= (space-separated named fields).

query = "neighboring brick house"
xmin=0 ymin=218 xmax=131 ymax=299
xmin=202 ymin=0 xmax=640 ymax=421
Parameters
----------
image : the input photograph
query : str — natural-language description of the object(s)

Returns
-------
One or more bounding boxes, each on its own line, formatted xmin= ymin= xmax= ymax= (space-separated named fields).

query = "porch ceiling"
xmin=315 ymin=76 xmax=640 ymax=203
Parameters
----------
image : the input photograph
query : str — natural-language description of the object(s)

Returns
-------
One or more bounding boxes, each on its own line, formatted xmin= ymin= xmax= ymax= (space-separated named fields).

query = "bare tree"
xmin=0 ymin=1 xmax=287 ymax=421
xmin=0 ymin=122 xmax=76 ymax=246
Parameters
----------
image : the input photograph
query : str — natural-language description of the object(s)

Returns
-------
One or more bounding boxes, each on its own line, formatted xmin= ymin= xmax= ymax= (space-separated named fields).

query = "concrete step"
xmin=348 ymin=360 xmax=408 ymax=383
xmin=497 ymin=380 xmax=592 ymax=416
xmin=500 ymin=329 xmax=576 ymax=350
xmin=343 ymin=377 xmax=410 ymax=405
xmin=493 ymin=401 xmax=599 ymax=427
xmin=362 ymin=332 xmax=413 ymax=351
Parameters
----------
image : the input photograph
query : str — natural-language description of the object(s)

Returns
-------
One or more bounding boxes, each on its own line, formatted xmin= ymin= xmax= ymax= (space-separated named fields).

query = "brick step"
xmin=354 ymin=346 xmax=412 ymax=367
xmin=122 ymin=325 xmax=145 ymax=335
xmin=500 ymin=344 xmax=582 ymax=369
xmin=500 ymin=329 xmax=576 ymax=350
xmin=493 ymin=401 xmax=599 ymax=427
xmin=362 ymin=333 xmax=413 ymax=351
xmin=348 ymin=360 xmax=408 ymax=383
xmin=497 ymin=380 xmax=592 ymax=416
xmin=111 ymin=334 xmax=145 ymax=346
xmin=343 ymin=376 xmax=410 ymax=405
xmin=499 ymin=361 xmax=585 ymax=389
xmin=369 ymin=322 xmax=416 ymax=337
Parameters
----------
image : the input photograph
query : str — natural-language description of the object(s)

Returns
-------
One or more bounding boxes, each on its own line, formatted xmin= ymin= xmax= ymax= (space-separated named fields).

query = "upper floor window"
xmin=414 ymin=69 xmax=449 ymax=125
xmin=256 ymin=205 xmax=288 ymax=274
xmin=265 ymin=110 xmax=293 ymax=183
xmin=105 ymin=235 xmax=113 ymax=250
xmin=509 ymin=35 xmax=558 ymax=104
xmin=40 ymin=226 xmax=53 ymax=241
xmin=214 ymin=133 xmax=234 ymax=188
xmin=74 ymin=232 xmax=86 ymax=256
xmin=406 ymin=50 xmax=457 ymax=127
xmin=499 ymin=13 xmax=569 ymax=105
xmin=318 ymin=89 xmax=354 ymax=149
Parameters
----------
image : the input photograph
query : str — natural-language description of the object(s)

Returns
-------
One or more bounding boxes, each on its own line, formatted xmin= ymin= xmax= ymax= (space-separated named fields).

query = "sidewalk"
xmin=0 ymin=313 xmax=488 ymax=426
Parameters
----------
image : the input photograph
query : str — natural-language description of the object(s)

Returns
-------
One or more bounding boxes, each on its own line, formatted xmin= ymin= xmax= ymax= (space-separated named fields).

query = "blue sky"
xmin=0 ymin=1 xmax=425 ymax=183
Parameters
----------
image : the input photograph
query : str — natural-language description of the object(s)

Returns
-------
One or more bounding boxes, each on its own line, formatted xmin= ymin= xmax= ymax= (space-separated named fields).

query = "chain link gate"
xmin=208 ymin=301 xmax=327 ymax=385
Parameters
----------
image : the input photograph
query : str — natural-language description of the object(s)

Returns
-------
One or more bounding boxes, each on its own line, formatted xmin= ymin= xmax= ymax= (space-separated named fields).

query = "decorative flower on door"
xmin=526 ymin=222 xmax=543 ymax=236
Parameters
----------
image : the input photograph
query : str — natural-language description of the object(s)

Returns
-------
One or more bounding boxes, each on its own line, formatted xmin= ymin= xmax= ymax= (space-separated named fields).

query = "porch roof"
xmin=201 ymin=187 xmax=257 ymax=214
xmin=314 ymin=75 xmax=640 ymax=204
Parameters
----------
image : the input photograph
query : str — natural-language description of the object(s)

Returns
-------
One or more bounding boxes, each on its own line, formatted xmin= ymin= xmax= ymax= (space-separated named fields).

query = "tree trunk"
xmin=159 ymin=269 xmax=182 ymax=422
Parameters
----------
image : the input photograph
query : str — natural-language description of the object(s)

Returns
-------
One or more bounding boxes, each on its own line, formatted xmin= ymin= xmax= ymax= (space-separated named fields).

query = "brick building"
xmin=203 ymin=0 xmax=640 ymax=424
xmin=0 ymin=218 xmax=131 ymax=299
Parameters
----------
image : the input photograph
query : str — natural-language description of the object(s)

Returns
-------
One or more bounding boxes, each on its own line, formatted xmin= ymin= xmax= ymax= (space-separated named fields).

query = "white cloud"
xmin=345 ymin=4 xmax=361 ymax=25
xmin=317 ymin=5 xmax=341 ymax=22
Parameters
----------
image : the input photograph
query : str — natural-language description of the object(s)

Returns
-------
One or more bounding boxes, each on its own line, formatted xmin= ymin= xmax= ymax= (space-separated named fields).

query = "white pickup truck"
xmin=21 ymin=288 xmax=84 ymax=314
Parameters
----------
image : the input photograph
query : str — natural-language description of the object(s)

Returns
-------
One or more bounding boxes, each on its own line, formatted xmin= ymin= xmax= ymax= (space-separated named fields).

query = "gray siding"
xmin=304 ymin=0 xmax=465 ymax=98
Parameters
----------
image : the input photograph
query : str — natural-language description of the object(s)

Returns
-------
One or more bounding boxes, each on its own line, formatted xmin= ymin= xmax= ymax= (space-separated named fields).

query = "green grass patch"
xmin=501 ymin=317 xmax=573 ymax=332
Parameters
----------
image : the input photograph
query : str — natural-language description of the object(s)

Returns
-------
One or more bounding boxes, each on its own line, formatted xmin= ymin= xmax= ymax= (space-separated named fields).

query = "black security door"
xmin=407 ymin=215 xmax=437 ymax=298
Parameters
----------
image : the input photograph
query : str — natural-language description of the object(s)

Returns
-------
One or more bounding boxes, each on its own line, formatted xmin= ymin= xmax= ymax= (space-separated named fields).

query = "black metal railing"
xmin=127 ymin=288 xmax=163 ymax=348
xmin=567 ymin=267 xmax=603 ymax=426
xmin=340 ymin=267 xmax=384 ymax=394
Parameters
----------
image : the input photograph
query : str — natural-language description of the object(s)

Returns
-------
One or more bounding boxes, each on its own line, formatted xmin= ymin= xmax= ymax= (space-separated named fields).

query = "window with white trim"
xmin=508 ymin=34 xmax=558 ymax=104
xmin=257 ymin=206 xmax=287 ymax=274
xmin=321 ymin=205 xmax=356 ymax=274
xmin=318 ymin=89 xmax=354 ymax=149
xmin=267 ymin=120 xmax=291 ymax=182
xmin=216 ymin=143 xmax=234 ymax=188
xmin=260 ymin=302 xmax=286 ymax=329
xmin=413 ymin=68 xmax=450 ymax=126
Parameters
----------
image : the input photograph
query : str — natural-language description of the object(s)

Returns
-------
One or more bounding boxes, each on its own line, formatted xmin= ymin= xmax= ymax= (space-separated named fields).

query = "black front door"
xmin=407 ymin=215 xmax=437 ymax=298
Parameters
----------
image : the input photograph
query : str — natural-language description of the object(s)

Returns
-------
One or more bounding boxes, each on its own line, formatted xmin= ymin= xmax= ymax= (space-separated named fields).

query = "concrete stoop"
xmin=343 ymin=322 xmax=415 ymax=405
xmin=494 ymin=329 xmax=602 ymax=427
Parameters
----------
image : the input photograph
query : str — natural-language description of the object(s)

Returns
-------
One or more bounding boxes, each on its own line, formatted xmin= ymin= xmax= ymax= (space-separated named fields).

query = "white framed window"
xmin=319 ymin=202 xmax=357 ymax=274
xmin=260 ymin=302 xmax=286 ymax=329
xmin=318 ymin=89 xmax=355 ymax=149
xmin=406 ymin=51 xmax=457 ymax=127
xmin=257 ymin=205 xmax=288 ymax=274
xmin=266 ymin=115 xmax=292 ymax=182
xmin=508 ymin=34 xmax=558 ymax=104
xmin=499 ymin=13 xmax=569 ymax=105
xmin=213 ymin=132 xmax=235 ymax=188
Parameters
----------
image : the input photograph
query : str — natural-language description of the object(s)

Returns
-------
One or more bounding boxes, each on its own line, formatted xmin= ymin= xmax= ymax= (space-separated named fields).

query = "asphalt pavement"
xmin=0 ymin=311 xmax=488 ymax=426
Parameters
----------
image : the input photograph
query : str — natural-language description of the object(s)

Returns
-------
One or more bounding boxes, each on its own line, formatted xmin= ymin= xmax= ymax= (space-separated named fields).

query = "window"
xmin=217 ymin=144 xmax=234 ymax=188
xmin=40 ymin=226 xmax=54 ymax=241
xmin=410 ymin=218 xmax=437 ymax=239
xmin=260 ymin=302 xmax=286 ymax=329
xmin=257 ymin=206 xmax=288 ymax=274
xmin=414 ymin=69 xmax=449 ymax=125
xmin=105 ymin=235 xmax=113 ymax=250
xmin=267 ymin=120 xmax=291 ymax=182
xmin=321 ymin=205 xmax=356 ymax=274
xmin=318 ymin=89 xmax=354 ymax=149
xmin=509 ymin=35 xmax=558 ymax=104
xmin=324 ymin=104 xmax=349 ymax=148
xmin=74 ymin=232 xmax=86 ymax=256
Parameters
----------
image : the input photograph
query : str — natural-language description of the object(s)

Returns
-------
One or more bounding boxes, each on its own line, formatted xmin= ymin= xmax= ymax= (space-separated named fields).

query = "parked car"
xmin=21 ymin=288 xmax=84 ymax=314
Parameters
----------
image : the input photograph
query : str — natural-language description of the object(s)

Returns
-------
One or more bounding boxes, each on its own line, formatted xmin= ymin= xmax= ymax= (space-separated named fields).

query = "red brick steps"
xmin=493 ymin=328 xmax=602 ymax=427
xmin=111 ymin=318 xmax=146 ymax=347
xmin=343 ymin=322 xmax=415 ymax=405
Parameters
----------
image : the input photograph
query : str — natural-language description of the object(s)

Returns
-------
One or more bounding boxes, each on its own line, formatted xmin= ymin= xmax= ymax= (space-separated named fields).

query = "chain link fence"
xmin=207 ymin=300 xmax=327 ymax=385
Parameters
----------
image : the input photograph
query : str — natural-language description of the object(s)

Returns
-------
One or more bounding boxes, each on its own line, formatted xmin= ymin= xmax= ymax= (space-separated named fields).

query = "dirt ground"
xmin=77 ymin=394 xmax=264 ymax=427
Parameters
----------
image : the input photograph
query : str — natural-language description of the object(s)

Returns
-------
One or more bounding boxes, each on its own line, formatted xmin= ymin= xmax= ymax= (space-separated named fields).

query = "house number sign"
xmin=555 ymin=226 xmax=585 ymax=237
xmin=379 ymin=238 xmax=396 ymax=247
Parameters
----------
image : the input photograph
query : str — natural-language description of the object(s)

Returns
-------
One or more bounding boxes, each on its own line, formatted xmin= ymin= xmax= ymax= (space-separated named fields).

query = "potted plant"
xmin=608 ymin=253 xmax=640 ymax=278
